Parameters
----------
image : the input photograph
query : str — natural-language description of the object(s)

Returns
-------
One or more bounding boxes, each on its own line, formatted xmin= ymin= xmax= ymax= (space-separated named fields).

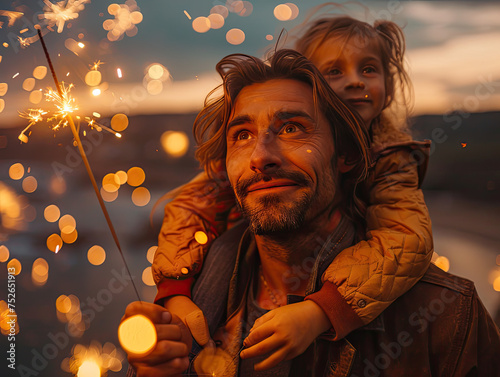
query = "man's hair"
xmin=193 ymin=49 xmax=371 ymax=225
xmin=294 ymin=15 xmax=413 ymax=142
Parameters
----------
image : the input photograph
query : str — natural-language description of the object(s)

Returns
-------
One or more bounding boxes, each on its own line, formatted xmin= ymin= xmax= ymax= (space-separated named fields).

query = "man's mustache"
xmin=235 ymin=170 xmax=311 ymax=198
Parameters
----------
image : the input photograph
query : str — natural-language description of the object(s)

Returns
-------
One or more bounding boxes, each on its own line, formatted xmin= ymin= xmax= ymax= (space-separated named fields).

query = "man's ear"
xmin=337 ymin=156 xmax=355 ymax=173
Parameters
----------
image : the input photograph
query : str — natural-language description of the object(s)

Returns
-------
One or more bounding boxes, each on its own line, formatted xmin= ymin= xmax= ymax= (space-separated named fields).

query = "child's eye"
xmin=326 ymin=68 xmax=341 ymax=76
xmin=363 ymin=66 xmax=377 ymax=74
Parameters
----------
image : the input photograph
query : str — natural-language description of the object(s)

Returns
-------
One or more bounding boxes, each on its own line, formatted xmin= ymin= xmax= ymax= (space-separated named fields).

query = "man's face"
xmin=225 ymin=79 xmax=341 ymax=235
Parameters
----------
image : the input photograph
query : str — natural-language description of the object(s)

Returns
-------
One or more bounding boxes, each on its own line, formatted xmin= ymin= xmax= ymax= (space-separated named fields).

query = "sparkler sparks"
xmin=90 ymin=59 xmax=103 ymax=71
xmin=42 ymin=0 xmax=91 ymax=33
xmin=0 ymin=10 xmax=24 ymax=27
xmin=44 ymin=83 xmax=78 ymax=129
xmin=18 ymin=109 xmax=48 ymax=143
xmin=87 ymin=118 xmax=122 ymax=138
xmin=17 ymin=36 xmax=30 ymax=48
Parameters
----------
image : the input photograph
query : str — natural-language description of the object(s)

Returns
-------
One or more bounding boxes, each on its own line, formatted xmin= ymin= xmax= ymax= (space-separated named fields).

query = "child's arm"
xmin=152 ymin=162 xmax=236 ymax=304
xmin=306 ymin=140 xmax=433 ymax=339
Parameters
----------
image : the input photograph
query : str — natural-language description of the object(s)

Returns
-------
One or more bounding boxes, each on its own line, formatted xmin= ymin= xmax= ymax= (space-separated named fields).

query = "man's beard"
xmin=235 ymin=171 xmax=313 ymax=236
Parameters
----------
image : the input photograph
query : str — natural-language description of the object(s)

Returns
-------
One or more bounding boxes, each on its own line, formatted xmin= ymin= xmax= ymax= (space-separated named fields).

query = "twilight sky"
xmin=0 ymin=0 xmax=499 ymax=127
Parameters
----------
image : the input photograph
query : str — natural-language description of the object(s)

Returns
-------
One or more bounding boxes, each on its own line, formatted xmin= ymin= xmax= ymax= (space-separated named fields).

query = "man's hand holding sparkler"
xmin=122 ymin=302 xmax=192 ymax=376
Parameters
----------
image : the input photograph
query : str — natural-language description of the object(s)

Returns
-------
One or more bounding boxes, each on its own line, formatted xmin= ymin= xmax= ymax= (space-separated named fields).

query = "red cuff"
xmin=154 ymin=278 xmax=195 ymax=305
xmin=305 ymin=281 xmax=363 ymax=340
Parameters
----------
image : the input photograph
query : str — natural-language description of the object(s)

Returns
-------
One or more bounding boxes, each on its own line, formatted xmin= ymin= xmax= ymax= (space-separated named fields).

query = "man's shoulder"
xmin=418 ymin=263 xmax=475 ymax=297
xmin=379 ymin=263 xmax=478 ymax=327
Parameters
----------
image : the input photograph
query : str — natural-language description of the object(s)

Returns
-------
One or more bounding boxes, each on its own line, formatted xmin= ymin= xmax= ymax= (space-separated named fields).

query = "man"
xmin=123 ymin=50 xmax=500 ymax=376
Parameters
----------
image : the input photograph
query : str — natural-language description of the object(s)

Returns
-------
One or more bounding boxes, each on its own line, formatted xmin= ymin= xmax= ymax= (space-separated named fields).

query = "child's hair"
xmin=291 ymin=8 xmax=414 ymax=146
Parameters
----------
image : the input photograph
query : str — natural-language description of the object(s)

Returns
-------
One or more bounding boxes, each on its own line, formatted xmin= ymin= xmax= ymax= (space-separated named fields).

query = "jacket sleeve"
xmin=311 ymin=141 xmax=434 ymax=339
xmin=152 ymin=164 xmax=238 ymax=303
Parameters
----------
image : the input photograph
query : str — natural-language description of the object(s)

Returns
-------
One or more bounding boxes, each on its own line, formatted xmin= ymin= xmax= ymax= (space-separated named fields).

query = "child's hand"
xmin=240 ymin=300 xmax=331 ymax=370
xmin=164 ymin=295 xmax=214 ymax=348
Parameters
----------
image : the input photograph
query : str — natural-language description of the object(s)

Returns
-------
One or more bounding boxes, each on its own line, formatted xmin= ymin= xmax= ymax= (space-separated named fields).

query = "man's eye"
xmin=280 ymin=123 xmax=299 ymax=134
xmin=236 ymin=130 xmax=251 ymax=140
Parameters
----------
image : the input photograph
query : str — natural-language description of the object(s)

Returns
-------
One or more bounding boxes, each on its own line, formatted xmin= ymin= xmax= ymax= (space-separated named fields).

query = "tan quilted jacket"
xmin=152 ymin=140 xmax=433 ymax=338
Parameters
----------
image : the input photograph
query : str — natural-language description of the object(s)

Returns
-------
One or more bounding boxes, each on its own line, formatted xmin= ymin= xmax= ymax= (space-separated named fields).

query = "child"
xmin=152 ymin=15 xmax=433 ymax=370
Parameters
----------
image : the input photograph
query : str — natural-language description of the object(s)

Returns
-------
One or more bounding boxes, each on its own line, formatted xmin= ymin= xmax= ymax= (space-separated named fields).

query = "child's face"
xmin=309 ymin=36 xmax=386 ymax=127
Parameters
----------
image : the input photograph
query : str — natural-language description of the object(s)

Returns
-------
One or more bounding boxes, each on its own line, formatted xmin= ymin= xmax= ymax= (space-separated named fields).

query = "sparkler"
xmin=42 ymin=0 xmax=91 ymax=33
xmin=34 ymin=28 xmax=141 ymax=302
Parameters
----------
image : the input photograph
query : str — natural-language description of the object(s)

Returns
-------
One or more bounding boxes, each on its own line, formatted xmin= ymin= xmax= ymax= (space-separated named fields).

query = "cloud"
xmin=408 ymin=31 xmax=500 ymax=114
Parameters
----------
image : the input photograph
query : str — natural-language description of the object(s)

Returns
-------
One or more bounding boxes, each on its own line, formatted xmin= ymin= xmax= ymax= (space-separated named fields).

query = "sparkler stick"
xmin=36 ymin=28 xmax=141 ymax=302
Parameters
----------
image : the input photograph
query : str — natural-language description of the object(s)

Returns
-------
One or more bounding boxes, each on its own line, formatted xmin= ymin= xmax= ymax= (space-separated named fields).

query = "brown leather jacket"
xmin=187 ymin=223 xmax=500 ymax=377
xmin=153 ymin=140 xmax=434 ymax=339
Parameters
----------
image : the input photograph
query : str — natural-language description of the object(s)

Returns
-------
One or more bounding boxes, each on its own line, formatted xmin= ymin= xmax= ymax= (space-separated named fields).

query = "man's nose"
xmin=249 ymin=132 xmax=282 ymax=174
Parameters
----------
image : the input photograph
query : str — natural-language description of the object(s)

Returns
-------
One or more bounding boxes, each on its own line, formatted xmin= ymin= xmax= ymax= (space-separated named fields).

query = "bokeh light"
xmin=7 ymin=258 xmax=21 ymax=275
xmin=146 ymin=80 xmax=163 ymax=95
xmin=115 ymin=170 xmax=128 ymax=184
xmin=111 ymin=114 xmax=129 ymax=132
xmin=29 ymin=90 xmax=43 ymax=104
xmin=285 ymin=3 xmax=300 ymax=19
xmin=32 ymin=258 xmax=49 ymax=286
xmin=22 ymin=78 xmax=35 ymax=91
xmin=102 ymin=173 xmax=120 ymax=193
xmin=434 ymin=256 xmax=450 ymax=272
xmin=85 ymin=70 xmax=102 ymax=87
xmin=208 ymin=13 xmax=224 ymax=29
xmin=56 ymin=295 xmax=72 ymax=314
xmin=101 ymin=187 xmax=119 ymax=202
xmin=160 ymin=131 xmax=189 ymax=157
xmin=142 ymin=267 xmax=155 ymax=286
xmin=236 ymin=1 xmax=253 ymax=17
xmin=22 ymin=176 xmax=38 ymax=193
xmin=9 ymin=163 xmax=24 ymax=180
xmin=192 ymin=16 xmax=211 ymax=33
xmin=104 ymin=1 xmax=143 ymax=42
xmin=59 ymin=214 xmax=77 ymax=234
xmin=47 ymin=234 xmax=63 ymax=253
xmin=210 ymin=5 xmax=229 ymax=18
xmin=226 ymin=28 xmax=245 ymax=45
xmin=147 ymin=64 xmax=164 ymax=80
xmin=65 ymin=341 xmax=125 ymax=376
xmin=1 ymin=301 xmax=19 ymax=336
xmin=61 ymin=229 xmax=78 ymax=244
xmin=44 ymin=204 xmax=61 ymax=222
xmin=146 ymin=246 xmax=157 ymax=264
xmin=0 ymin=83 xmax=7 ymax=96
xmin=127 ymin=167 xmax=145 ymax=186
xmin=0 ymin=245 xmax=9 ymax=262
xmin=131 ymin=187 xmax=151 ymax=207
xmin=50 ymin=175 xmax=67 ymax=195
xmin=274 ymin=4 xmax=292 ymax=21
xmin=0 ymin=183 xmax=25 ymax=231
xmin=77 ymin=360 xmax=100 ymax=377
xmin=195 ymin=231 xmax=208 ymax=245
xmin=118 ymin=315 xmax=157 ymax=356
xmin=494 ymin=276 xmax=500 ymax=292
xmin=88 ymin=245 xmax=106 ymax=266
xmin=33 ymin=66 xmax=47 ymax=80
